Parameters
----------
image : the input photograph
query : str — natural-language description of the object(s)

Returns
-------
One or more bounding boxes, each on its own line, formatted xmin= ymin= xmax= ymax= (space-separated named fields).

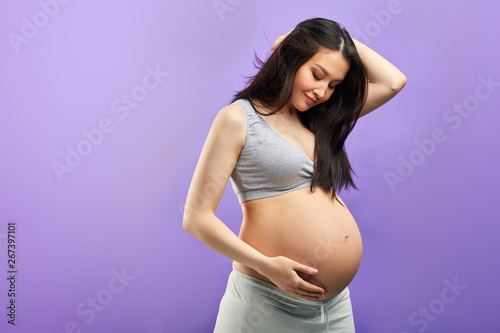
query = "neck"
xmin=251 ymin=98 xmax=298 ymax=119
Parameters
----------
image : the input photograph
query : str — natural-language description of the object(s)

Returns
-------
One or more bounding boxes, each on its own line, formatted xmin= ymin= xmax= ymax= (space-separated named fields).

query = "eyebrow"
xmin=314 ymin=64 xmax=343 ymax=82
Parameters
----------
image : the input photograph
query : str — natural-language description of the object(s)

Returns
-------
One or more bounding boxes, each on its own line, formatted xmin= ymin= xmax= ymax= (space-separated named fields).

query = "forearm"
xmin=352 ymin=38 xmax=406 ymax=90
xmin=183 ymin=210 xmax=269 ymax=273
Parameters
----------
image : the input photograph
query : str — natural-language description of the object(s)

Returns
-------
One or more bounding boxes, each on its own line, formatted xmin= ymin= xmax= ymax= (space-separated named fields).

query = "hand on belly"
xmin=240 ymin=187 xmax=363 ymax=300
xmin=296 ymin=270 xmax=315 ymax=282
xmin=294 ymin=234 xmax=363 ymax=299
xmin=257 ymin=256 xmax=326 ymax=301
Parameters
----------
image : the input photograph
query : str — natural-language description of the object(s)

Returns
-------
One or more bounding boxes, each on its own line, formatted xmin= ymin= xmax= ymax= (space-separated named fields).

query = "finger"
xmin=296 ymin=287 xmax=324 ymax=298
xmin=270 ymin=38 xmax=281 ymax=50
xmin=294 ymin=289 xmax=324 ymax=301
xmin=296 ymin=294 xmax=320 ymax=301
xmin=271 ymin=34 xmax=287 ymax=50
xmin=299 ymin=280 xmax=325 ymax=295
xmin=294 ymin=263 xmax=319 ymax=276
xmin=271 ymin=29 xmax=294 ymax=50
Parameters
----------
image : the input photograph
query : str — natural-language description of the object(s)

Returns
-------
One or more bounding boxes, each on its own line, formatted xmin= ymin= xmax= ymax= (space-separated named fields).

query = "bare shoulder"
xmin=184 ymin=102 xmax=247 ymax=214
xmin=214 ymin=102 xmax=246 ymax=130
xmin=211 ymin=102 xmax=246 ymax=149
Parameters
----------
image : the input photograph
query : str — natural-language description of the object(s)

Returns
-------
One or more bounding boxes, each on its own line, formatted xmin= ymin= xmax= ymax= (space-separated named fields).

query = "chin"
xmin=301 ymin=106 xmax=315 ymax=112
xmin=293 ymin=103 xmax=310 ymax=112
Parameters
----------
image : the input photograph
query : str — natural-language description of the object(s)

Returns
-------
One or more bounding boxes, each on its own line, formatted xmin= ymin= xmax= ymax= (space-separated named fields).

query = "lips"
xmin=305 ymin=94 xmax=316 ymax=104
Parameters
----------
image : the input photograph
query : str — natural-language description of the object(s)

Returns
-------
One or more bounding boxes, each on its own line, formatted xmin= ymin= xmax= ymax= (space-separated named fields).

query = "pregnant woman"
xmin=183 ymin=18 xmax=406 ymax=332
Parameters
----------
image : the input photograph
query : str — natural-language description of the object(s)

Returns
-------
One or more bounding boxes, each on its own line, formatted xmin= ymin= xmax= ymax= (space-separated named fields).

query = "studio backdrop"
xmin=1 ymin=0 xmax=499 ymax=332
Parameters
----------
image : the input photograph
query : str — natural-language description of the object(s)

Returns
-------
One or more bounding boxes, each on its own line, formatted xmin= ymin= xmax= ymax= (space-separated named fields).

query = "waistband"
xmin=231 ymin=263 xmax=349 ymax=309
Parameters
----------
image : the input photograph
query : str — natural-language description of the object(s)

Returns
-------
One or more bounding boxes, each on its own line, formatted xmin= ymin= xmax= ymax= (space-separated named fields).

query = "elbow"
xmin=183 ymin=218 xmax=197 ymax=236
xmin=182 ymin=207 xmax=207 ymax=235
xmin=182 ymin=208 xmax=195 ymax=234
xmin=391 ymin=73 xmax=407 ymax=93
xmin=182 ymin=217 xmax=190 ymax=233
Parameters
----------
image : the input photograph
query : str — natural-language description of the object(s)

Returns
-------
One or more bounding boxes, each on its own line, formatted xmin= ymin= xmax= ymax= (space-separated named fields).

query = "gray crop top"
xmin=229 ymin=98 xmax=315 ymax=204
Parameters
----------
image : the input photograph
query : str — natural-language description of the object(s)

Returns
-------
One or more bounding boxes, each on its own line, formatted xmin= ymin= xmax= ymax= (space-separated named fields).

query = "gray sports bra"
xmin=229 ymin=98 xmax=315 ymax=204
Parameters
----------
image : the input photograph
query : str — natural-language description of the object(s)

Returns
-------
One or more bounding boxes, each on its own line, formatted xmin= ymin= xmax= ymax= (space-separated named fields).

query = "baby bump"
xmin=238 ymin=187 xmax=363 ymax=300
xmin=292 ymin=229 xmax=363 ymax=299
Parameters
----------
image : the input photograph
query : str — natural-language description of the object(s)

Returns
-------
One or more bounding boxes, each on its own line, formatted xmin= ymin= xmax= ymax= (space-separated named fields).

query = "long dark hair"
xmin=231 ymin=18 xmax=367 ymax=205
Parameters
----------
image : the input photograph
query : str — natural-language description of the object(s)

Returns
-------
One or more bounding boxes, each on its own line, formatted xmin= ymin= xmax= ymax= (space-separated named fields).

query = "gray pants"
xmin=214 ymin=265 xmax=355 ymax=332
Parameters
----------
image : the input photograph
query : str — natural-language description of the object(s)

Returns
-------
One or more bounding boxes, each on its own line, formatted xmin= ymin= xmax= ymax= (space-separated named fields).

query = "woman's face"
xmin=291 ymin=48 xmax=350 ymax=111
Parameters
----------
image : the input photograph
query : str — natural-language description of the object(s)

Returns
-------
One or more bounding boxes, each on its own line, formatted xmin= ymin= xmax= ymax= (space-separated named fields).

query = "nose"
xmin=313 ymin=84 xmax=329 ymax=100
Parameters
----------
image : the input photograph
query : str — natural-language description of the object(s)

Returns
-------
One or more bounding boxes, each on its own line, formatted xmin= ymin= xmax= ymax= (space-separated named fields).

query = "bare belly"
xmin=234 ymin=186 xmax=363 ymax=300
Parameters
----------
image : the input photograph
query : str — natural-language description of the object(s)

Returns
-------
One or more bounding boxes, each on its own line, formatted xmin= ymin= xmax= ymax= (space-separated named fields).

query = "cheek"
xmin=325 ymin=89 xmax=335 ymax=100
xmin=293 ymin=71 xmax=312 ymax=92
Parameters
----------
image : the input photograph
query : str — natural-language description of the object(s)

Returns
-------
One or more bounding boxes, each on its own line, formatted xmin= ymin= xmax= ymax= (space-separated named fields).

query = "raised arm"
xmin=353 ymin=39 xmax=407 ymax=118
xmin=183 ymin=104 xmax=325 ymax=300
xmin=270 ymin=30 xmax=407 ymax=118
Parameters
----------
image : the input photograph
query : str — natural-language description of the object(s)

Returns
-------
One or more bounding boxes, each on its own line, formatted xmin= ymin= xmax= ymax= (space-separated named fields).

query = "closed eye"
xmin=313 ymin=73 xmax=336 ymax=90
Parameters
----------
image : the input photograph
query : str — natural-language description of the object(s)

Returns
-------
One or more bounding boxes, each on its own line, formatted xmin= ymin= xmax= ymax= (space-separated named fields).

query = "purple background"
xmin=1 ymin=0 xmax=499 ymax=332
